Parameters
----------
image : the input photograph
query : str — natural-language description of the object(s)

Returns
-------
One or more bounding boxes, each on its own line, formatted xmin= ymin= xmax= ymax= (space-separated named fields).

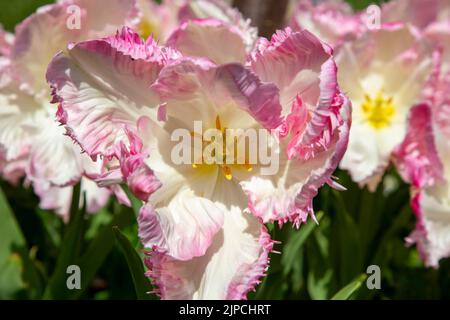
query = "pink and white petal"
xmin=407 ymin=183 xmax=450 ymax=267
xmin=382 ymin=0 xmax=439 ymax=30
xmin=0 ymin=152 xmax=27 ymax=185
xmin=249 ymin=28 xmax=332 ymax=115
xmin=11 ymin=2 xmax=82 ymax=92
xmin=73 ymin=0 xmax=138 ymax=38
xmin=81 ymin=176 xmax=111 ymax=213
xmin=394 ymin=104 xmax=444 ymax=188
xmin=178 ymin=0 xmax=257 ymax=49
xmin=166 ymin=19 xmax=247 ymax=64
xmin=288 ymin=0 xmax=364 ymax=48
xmin=0 ymin=71 xmax=41 ymax=162
xmin=242 ymin=94 xmax=351 ymax=226
xmin=47 ymin=28 xmax=163 ymax=159
xmin=144 ymin=206 xmax=273 ymax=300
xmin=139 ymin=188 xmax=224 ymax=261
xmin=12 ymin=0 xmax=138 ymax=92
xmin=33 ymin=181 xmax=73 ymax=219
xmin=27 ymin=120 xmax=84 ymax=186
xmin=153 ymin=60 xmax=282 ymax=131
xmin=0 ymin=25 xmax=13 ymax=56
xmin=285 ymin=59 xmax=342 ymax=160
xmin=339 ymin=125 xmax=390 ymax=188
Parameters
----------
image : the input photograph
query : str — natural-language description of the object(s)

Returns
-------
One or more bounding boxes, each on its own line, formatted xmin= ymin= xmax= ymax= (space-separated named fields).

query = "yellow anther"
xmin=222 ymin=166 xmax=232 ymax=180
xmin=215 ymin=115 xmax=222 ymax=130
xmin=361 ymin=91 xmax=395 ymax=129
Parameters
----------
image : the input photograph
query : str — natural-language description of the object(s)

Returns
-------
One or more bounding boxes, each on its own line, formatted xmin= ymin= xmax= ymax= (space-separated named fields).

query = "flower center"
xmin=191 ymin=116 xmax=253 ymax=181
xmin=361 ymin=91 xmax=395 ymax=129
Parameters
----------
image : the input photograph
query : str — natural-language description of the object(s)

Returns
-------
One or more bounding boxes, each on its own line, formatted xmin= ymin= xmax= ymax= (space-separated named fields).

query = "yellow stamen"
xmin=361 ymin=91 xmax=395 ymax=129
xmin=222 ymin=166 xmax=232 ymax=180
xmin=215 ymin=115 xmax=222 ymax=130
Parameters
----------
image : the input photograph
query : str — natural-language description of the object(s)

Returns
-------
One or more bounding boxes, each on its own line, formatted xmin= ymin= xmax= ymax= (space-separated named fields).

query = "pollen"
xmin=190 ymin=115 xmax=253 ymax=181
xmin=361 ymin=91 xmax=395 ymax=129
xmin=138 ymin=19 xmax=158 ymax=40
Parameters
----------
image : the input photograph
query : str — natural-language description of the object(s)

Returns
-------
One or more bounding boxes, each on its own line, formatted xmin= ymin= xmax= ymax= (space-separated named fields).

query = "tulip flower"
xmin=337 ymin=25 xmax=434 ymax=190
xmin=47 ymin=21 xmax=351 ymax=299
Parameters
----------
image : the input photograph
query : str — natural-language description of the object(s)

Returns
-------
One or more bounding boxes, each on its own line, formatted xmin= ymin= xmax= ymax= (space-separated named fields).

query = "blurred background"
xmin=1 ymin=0 xmax=450 ymax=300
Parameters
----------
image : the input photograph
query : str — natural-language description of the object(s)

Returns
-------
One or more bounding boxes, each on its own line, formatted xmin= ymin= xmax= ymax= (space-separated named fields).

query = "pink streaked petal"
xmin=382 ymin=0 xmax=439 ymax=30
xmin=153 ymin=59 xmax=283 ymax=131
xmin=127 ymin=164 xmax=162 ymax=201
xmin=407 ymin=183 xmax=450 ymax=268
xmin=215 ymin=63 xmax=283 ymax=130
xmin=27 ymin=120 xmax=84 ymax=187
xmin=139 ymin=190 xmax=224 ymax=261
xmin=33 ymin=180 xmax=73 ymax=219
xmin=178 ymin=0 xmax=257 ymax=49
xmin=0 ymin=151 xmax=27 ymax=185
xmin=81 ymin=176 xmax=111 ymax=213
xmin=288 ymin=0 xmax=364 ymax=48
xmin=242 ymin=94 xmax=351 ymax=227
xmin=0 ymin=68 xmax=40 ymax=163
xmin=0 ymin=25 xmax=13 ymax=56
xmin=394 ymin=104 xmax=444 ymax=188
xmin=143 ymin=210 xmax=273 ymax=300
xmin=47 ymin=28 xmax=163 ymax=160
xmin=249 ymin=28 xmax=332 ymax=116
xmin=33 ymin=176 xmax=110 ymax=219
xmin=286 ymin=59 xmax=341 ymax=160
xmin=166 ymin=19 xmax=247 ymax=64
xmin=12 ymin=0 xmax=138 ymax=92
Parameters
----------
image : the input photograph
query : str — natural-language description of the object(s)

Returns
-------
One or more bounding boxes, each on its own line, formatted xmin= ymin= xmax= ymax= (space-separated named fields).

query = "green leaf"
xmin=112 ymin=226 xmax=154 ymax=300
xmin=122 ymin=185 xmax=143 ymax=217
xmin=0 ymin=0 xmax=55 ymax=31
xmin=331 ymin=274 xmax=367 ymax=300
xmin=0 ymin=186 xmax=27 ymax=298
xmin=0 ymin=186 xmax=26 ymax=261
xmin=43 ymin=184 xmax=85 ymax=299
xmin=66 ymin=206 xmax=135 ymax=299
xmin=281 ymin=212 xmax=324 ymax=276
xmin=330 ymin=190 xmax=363 ymax=286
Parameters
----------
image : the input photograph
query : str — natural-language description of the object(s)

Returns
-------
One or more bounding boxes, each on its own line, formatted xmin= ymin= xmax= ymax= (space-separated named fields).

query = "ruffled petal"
xmin=249 ymin=27 xmax=332 ymax=116
xmin=139 ymin=189 xmax=225 ymax=261
xmin=166 ymin=19 xmax=247 ymax=64
xmin=11 ymin=0 xmax=137 ymax=92
xmin=394 ymin=104 xmax=444 ymax=188
xmin=47 ymin=27 xmax=165 ymax=160
xmin=178 ymin=0 xmax=257 ymax=49
xmin=143 ymin=207 xmax=273 ymax=299
xmin=288 ymin=0 xmax=364 ymax=48
xmin=0 ymin=25 xmax=13 ymax=56
xmin=0 ymin=66 xmax=41 ymax=163
xmin=33 ymin=176 xmax=110 ymax=219
xmin=407 ymin=183 xmax=450 ymax=267
xmin=27 ymin=118 xmax=84 ymax=186
xmin=153 ymin=59 xmax=283 ymax=131
xmin=241 ymin=94 xmax=351 ymax=226
xmin=382 ymin=0 xmax=439 ymax=29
